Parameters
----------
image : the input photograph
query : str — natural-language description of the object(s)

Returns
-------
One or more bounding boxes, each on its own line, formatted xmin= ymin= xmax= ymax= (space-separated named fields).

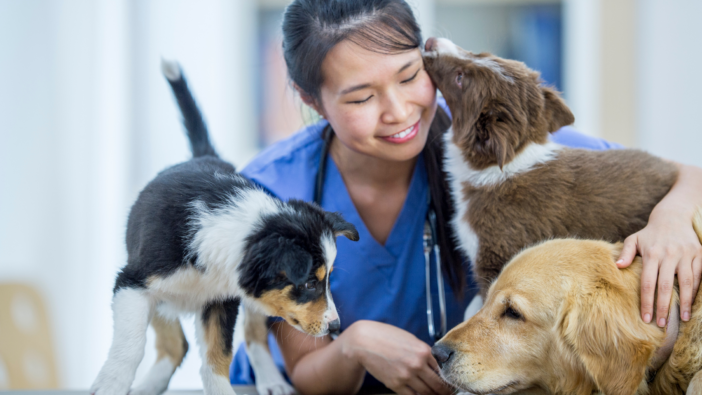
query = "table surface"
xmin=2 ymin=389 xmax=258 ymax=395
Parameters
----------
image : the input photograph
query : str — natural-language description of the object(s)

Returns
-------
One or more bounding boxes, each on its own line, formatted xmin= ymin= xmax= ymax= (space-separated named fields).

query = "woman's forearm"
xmin=273 ymin=322 xmax=366 ymax=395
xmin=288 ymin=331 xmax=366 ymax=395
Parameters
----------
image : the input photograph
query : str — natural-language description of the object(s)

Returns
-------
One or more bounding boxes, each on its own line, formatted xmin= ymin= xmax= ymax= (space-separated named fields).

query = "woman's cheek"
xmin=331 ymin=104 xmax=379 ymax=143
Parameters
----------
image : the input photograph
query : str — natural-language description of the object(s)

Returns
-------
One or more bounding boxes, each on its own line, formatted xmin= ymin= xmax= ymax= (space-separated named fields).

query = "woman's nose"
xmin=381 ymin=91 xmax=409 ymax=124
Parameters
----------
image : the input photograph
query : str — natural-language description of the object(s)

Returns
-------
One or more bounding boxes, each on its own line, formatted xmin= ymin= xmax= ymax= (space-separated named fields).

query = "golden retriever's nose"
xmin=431 ymin=343 xmax=454 ymax=368
xmin=425 ymin=37 xmax=438 ymax=52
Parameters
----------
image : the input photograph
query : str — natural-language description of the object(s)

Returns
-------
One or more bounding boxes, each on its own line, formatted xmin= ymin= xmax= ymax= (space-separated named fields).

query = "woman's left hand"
xmin=616 ymin=164 xmax=702 ymax=327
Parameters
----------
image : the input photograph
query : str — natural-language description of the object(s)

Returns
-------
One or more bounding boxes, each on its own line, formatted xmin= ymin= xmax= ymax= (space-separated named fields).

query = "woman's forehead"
xmin=322 ymin=40 xmax=422 ymax=96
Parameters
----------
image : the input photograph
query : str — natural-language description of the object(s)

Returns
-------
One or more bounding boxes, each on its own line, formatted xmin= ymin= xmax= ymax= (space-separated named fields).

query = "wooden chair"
xmin=0 ymin=283 xmax=58 ymax=389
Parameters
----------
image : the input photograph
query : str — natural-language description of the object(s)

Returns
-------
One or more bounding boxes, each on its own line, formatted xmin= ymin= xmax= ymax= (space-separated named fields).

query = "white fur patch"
xmin=248 ymin=342 xmax=295 ymax=395
xmin=161 ymin=59 xmax=181 ymax=81
xmin=321 ymin=234 xmax=339 ymax=325
xmin=443 ymin=129 xmax=561 ymax=264
xmin=188 ymin=189 xmax=282 ymax=272
xmin=129 ymin=357 xmax=176 ymax=395
xmin=91 ymin=288 xmax=153 ymax=395
xmin=431 ymin=38 xmax=514 ymax=83
xmin=444 ymin=130 xmax=481 ymax=266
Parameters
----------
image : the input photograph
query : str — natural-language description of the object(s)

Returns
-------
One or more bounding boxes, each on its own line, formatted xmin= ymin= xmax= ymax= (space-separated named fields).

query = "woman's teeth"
xmin=391 ymin=126 xmax=414 ymax=138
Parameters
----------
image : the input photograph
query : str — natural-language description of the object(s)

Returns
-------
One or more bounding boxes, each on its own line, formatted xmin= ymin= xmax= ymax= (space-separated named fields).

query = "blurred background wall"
xmin=0 ymin=0 xmax=700 ymax=390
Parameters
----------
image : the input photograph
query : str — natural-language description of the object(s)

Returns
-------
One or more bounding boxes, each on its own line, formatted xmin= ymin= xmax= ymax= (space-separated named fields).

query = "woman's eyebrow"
xmin=396 ymin=59 xmax=418 ymax=75
xmin=339 ymin=59 xmax=420 ymax=96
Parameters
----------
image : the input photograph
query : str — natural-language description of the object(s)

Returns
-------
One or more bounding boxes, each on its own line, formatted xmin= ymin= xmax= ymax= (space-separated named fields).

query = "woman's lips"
xmin=380 ymin=121 xmax=420 ymax=144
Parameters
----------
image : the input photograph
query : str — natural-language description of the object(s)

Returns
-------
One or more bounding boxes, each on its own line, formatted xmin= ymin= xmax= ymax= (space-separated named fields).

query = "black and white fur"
xmin=90 ymin=60 xmax=358 ymax=395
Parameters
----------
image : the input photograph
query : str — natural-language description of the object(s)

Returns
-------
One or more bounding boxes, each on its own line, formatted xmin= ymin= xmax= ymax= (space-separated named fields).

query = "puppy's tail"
xmin=162 ymin=59 xmax=218 ymax=158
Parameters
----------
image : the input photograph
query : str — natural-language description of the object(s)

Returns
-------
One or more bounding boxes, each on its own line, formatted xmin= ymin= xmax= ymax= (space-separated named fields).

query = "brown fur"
xmin=315 ymin=265 xmax=326 ymax=282
xmin=151 ymin=314 xmax=189 ymax=367
xmin=435 ymin=210 xmax=702 ymax=395
xmin=259 ymin=285 xmax=328 ymax=336
xmin=423 ymin=40 xmax=678 ymax=294
xmin=202 ymin=304 xmax=235 ymax=377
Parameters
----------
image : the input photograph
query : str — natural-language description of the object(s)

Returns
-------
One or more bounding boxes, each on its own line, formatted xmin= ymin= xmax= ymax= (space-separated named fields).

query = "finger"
xmin=407 ymin=376 xmax=438 ymax=395
xmin=656 ymin=260 xmax=677 ymax=327
xmin=678 ymin=259 xmax=694 ymax=322
xmin=692 ymin=256 xmax=702 ymax=302
xmin=617 ymin=236 xmax=639 ymax=268
xmin=419 ymin=366 xmax=453 ymax=395
xmin=395 ymin=386 xmax=418 ymax=395
xmin=640 ymin=257 xmax=659 ymax=323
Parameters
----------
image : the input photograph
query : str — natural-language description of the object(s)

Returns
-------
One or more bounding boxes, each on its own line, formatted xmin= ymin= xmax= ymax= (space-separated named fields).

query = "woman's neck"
xmin=329 ymin=137 xmax=418 ymax=245
xmin=329 ymin=137 xmax=417 ymax=190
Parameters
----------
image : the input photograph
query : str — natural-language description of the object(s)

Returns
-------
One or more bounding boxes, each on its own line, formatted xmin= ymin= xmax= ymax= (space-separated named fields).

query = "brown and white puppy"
xmin=422 ymin=37 xmax=679 ymax=294
xmin=431 ymin=210 xmax=702 ymax=395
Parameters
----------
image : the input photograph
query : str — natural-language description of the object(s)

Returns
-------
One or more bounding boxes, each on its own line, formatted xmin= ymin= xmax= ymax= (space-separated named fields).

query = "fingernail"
xmin=684 ymin=311 xmax=690 ymax=321
xmin=658 ymin=317 xmax=666 ymax=327
xmin=616 ymin=259 xmax=624 ymax=264
xmin=644 ymin=313 xmax=651 ymax=323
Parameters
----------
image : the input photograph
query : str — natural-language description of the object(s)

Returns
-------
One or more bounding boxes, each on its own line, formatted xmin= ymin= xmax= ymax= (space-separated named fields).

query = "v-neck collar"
xmin=321 ymin=153 xmax=428 ymax=266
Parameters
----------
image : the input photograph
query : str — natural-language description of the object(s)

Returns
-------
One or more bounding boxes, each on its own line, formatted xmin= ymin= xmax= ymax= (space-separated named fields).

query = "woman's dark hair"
xmin=282 ymin=0 xmax=468 ymax=297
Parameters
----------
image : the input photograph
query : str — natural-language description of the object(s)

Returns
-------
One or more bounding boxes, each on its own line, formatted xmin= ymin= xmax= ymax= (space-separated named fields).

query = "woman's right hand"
xmin=340 ymin=320 xmax=454 ymax=395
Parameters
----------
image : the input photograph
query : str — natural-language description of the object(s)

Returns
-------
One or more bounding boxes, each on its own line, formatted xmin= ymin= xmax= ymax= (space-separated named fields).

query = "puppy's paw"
xmin=255 ymin=380 xmax=296 ymax=395
xmin=90 ymin=370 xmax=133 ymax=395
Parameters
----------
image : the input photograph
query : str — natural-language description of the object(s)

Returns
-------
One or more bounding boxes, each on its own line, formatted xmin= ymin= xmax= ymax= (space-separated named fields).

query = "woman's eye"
xmin=503 ymin=306 xmax=523 ymax=320
xmin=348 ymin=95 xmax=373 ymax=105
xmin=401 ymin=69 xmax=420 ymax=84
xmin=455 ymin=72 xmax=463 ymax=87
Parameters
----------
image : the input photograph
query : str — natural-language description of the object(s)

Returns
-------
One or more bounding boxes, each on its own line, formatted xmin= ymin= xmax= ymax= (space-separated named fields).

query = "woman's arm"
xmin=617 ymin=163 xmax=702 ymax=326
xmin=273 ymin=320 xmax=453 ymax=395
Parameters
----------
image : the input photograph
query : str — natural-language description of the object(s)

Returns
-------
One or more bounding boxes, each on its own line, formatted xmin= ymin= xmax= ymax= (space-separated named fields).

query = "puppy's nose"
xmin=425 ymin=37 xmax=438 ymax=52
xmin=328 ymin=318 xmax=340 ymax=333
xmin=431 ymin=343 xmax=454 ymax=368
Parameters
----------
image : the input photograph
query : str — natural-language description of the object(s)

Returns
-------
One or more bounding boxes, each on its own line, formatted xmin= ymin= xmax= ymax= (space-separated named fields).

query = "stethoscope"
xmin=315 ymin=126 xmax=447 ymax=341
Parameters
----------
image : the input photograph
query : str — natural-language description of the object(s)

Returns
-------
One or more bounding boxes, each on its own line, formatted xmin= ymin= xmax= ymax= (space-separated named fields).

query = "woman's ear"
xmin=294 ymin=83 xmax=326 ymax=119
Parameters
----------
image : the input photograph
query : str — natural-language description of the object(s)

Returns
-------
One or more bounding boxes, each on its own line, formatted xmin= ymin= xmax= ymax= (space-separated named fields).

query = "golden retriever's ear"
xmin=558 ymin=285 xmax=657 ymax=395
xmin=542 ymin=87 xmax=574 ymax=132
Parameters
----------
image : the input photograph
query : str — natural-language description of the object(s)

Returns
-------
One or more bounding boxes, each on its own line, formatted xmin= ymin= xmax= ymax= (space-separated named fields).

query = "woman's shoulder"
xmin=241 ymin=120 xmax=327 ymax=201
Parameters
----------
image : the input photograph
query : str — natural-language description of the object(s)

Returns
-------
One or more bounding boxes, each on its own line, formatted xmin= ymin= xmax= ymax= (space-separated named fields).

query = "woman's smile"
xmin=380 ymin=120 xmax=420 ymax=143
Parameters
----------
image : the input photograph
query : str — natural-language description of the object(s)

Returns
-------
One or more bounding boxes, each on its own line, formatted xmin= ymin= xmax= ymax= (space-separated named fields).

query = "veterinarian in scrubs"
xmin=231 ymin=1 xmax=702 ymax=393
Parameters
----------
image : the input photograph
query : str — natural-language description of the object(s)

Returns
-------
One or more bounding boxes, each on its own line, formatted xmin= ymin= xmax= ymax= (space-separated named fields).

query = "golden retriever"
xmin=432 ymin=210 xmax=702 ymax=395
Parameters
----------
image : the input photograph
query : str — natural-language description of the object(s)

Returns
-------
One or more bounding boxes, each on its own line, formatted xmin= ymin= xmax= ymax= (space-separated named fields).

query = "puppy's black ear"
xmin=325 ymin=212 xmax=360 ymax=241
xmin=278 ymin=238 xmax=313 ymax=286
xmin=542 ymin=87 xmax=574 ymax=132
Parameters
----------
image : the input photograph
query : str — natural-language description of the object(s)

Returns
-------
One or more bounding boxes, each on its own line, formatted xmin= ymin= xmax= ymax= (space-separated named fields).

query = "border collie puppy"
xmin=422 ymin=38 xmax=678 ymax=295
xmin=90 ymin=61 xmax=359 ymax=395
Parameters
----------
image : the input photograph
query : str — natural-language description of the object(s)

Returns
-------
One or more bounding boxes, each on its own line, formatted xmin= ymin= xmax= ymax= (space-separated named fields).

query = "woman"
xmin=231 ymin=1 xmax=702 ymax=394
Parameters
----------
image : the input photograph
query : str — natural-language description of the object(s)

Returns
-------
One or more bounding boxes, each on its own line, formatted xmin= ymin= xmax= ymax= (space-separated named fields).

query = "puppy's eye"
xmin=496 ymin=116 xmax=505 ymax=123
xmin=299 ymin=280 xmax=317 ymax=291
xmin=503 ymin=306 xmax=523 ymax=320
xmin=455 ymin=72 xmax=463 ymax=87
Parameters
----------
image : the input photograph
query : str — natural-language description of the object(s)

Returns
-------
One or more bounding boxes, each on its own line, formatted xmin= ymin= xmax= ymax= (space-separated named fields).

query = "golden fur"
xmin=436 ymin=210 xmax=702 ymax=395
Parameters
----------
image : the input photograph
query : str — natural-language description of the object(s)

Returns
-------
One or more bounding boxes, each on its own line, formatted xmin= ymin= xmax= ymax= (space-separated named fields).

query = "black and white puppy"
xmin=90 ymin=61 xmax=359 ymax=395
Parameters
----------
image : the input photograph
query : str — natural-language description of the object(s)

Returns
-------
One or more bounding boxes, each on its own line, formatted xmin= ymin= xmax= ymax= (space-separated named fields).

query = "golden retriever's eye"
xmin=455 ymin=72 xmax=463 ymax=88
xmin=503 ymin=306 xmax=523 ymax=320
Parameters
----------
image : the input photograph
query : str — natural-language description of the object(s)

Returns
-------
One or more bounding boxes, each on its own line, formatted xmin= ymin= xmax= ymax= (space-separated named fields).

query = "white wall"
xmin=638 ymin=1 xmax=702 ymax=167
xmin=0 ymin=0 xmax=257 ymax=389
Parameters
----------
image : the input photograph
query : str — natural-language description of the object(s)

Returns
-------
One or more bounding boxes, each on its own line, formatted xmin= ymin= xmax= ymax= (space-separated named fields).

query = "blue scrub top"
xmin=230 ymin=97 xmax=621 ymax=387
